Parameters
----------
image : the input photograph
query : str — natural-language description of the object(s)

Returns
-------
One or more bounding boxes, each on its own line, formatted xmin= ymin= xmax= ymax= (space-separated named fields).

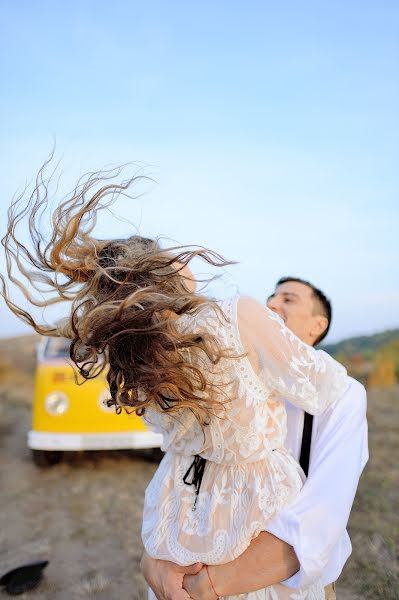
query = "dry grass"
xmin=338 ymin=386 xmax=399 ymax=599
xmin=0 ymin=334 xmax=38 ymax=377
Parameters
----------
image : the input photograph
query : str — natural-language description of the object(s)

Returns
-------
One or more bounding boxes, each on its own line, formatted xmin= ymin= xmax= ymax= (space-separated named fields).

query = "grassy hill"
xmin=321 ymin=328 xmax=399 ymax=358
xmin=321 ymin=329 xmax=399 ymax=387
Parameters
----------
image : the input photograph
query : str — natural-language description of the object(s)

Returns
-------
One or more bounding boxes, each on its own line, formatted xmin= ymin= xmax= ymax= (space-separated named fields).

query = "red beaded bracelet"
xmin=205 ymin=564 xmax=220 ymax=598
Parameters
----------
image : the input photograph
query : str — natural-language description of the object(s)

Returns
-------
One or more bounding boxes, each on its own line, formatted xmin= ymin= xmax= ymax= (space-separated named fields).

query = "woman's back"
xmin=142 ymin=296 xmax=348 ymax=565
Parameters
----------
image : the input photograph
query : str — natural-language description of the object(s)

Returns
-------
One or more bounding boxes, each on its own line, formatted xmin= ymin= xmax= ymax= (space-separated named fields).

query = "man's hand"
xmin=140 ymin=551 xmax=203 ymax=600
xmin=184 ymin=566 xmax=218 ymax=600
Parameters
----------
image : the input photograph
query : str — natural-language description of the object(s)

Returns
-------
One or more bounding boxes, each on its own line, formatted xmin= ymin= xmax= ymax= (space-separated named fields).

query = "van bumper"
xmin=27 ymin=430 xmax=163 ymax=451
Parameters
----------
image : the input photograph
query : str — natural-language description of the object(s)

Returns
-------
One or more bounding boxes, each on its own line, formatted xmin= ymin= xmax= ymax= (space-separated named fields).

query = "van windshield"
xmin=42 ymin=338 xmax=105 ymax=366
xmin=43 ymin=338 xmax=70 ymax=359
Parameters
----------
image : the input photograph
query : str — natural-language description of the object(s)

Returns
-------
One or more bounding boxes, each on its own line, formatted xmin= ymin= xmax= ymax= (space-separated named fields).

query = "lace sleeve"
xmin=236 ymin=296 xmax=349 ymax=415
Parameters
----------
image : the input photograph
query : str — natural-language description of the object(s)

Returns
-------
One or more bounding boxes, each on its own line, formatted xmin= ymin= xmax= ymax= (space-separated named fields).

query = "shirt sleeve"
xmin=266 ymin=378 xmax=369 ymax=588
xmin=237 ymin=296 xmax=349 ymax=415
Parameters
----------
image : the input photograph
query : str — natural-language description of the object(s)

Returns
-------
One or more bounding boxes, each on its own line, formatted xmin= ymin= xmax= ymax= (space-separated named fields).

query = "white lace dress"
xmin=142 ymin=296 xmax=348 ymax=599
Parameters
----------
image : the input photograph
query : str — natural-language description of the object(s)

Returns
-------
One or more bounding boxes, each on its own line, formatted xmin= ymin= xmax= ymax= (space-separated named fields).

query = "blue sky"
xmin=0 ymin=0 xmax=398 ymax=341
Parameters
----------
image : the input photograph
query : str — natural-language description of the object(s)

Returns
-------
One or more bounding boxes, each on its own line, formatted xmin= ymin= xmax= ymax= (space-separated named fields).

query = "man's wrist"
xmin=205 ymin=565 xmax=220 ymax=598
xmin=198 ymin=533 xmax=300 ymax=596
xmin=184 ymin=566 xmax=218 ymax=600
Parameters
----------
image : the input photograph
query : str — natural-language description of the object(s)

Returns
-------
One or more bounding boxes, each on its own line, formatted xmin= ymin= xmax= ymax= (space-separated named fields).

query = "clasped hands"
xmin=140 ymin=552 xmax=219 ymax=600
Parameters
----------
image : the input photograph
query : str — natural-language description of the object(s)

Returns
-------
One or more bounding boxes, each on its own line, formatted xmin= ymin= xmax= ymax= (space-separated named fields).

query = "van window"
xmin=44 ymin=338 xmax=70 ymax=359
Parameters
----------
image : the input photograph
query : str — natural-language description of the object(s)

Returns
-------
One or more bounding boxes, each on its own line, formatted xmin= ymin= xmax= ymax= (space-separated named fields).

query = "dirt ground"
xmin=0 ymin=337 xmax=397 ymax=599
xmin=0 ymin=396 xmax=157 ymax=599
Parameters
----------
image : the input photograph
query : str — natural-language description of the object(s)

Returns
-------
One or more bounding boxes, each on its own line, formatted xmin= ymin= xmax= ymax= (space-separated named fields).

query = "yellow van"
xmin=28 ymin=337 xmax=163 ymax=465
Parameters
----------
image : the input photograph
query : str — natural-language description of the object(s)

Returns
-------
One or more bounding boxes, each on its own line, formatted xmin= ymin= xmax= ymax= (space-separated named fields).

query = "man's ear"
xmin=311 ymin=315 xmax=328 ymax=340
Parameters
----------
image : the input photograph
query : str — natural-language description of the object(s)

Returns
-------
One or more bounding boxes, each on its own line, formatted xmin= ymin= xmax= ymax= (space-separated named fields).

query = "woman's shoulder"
xmin=235 ymin=295 xmax=284 ymax=329
xmin=178 ymin=296 xmax=240 ymax=343
xmin=236 ymin=295 xmax=281 ymax=316
xmin=215 ymin=295 xmax=271 ymax=330
xmin=217 ymin=294 xmax=260 ymax=315
xmin=178 ymin=294 xmax=278 ymax=340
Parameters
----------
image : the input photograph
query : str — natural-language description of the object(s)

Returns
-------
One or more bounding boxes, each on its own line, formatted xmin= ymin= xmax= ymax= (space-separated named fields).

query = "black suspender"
xmin=299 ymin=412 xmax=313 ymax=477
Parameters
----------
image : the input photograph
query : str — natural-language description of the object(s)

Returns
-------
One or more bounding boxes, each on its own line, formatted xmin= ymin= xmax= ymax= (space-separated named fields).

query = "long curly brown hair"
xmin=0 ymin=156 xmax=235 ymax=424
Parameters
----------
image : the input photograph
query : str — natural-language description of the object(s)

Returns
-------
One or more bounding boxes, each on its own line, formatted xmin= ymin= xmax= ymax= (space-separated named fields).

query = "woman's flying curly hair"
xmin=0 ymin=155 xmax=235 ymax=424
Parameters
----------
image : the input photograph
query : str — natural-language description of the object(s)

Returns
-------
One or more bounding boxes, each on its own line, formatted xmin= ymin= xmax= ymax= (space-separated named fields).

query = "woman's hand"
xmin=140 ymin=551 xmax=203 ymax=600
xmin=184 ymin=566 xmax=219 ymax=600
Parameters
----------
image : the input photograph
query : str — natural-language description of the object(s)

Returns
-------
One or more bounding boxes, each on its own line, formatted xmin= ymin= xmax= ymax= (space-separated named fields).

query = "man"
xmin=141 ymin=277 xmax=368 ymax=599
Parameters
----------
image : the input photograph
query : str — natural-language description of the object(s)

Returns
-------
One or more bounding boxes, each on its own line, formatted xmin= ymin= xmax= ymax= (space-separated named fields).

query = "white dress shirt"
xmin=266 ymin=377 xmax=368 ymax=589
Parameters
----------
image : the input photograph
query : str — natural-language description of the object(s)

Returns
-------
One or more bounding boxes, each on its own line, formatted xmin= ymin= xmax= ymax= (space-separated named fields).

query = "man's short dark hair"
xmin=275 ymin=277 xmax=332 ymax=345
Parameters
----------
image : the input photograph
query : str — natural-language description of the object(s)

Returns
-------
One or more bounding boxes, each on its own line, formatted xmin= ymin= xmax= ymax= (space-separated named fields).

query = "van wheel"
xmin=151 ymin=448 xmax=164 ymax=462
xmin=32 ymin=449 xmax=64 ymax=467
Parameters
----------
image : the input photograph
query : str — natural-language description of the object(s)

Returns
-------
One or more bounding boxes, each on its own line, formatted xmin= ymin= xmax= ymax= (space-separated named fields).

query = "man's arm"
xmin=267 ymin=378 xmax=368 ymax=588
xmin=142 ymin=535 xmax=297 ymax=600
xmin=184 ymin=532 xmax=299 ymax=598
xmin=184 ymin=378 xmax=368 ymax=597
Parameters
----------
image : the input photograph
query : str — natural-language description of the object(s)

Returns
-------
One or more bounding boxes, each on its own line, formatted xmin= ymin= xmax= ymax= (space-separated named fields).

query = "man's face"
xmin=266 ymin=281 xmax=328 ymax=346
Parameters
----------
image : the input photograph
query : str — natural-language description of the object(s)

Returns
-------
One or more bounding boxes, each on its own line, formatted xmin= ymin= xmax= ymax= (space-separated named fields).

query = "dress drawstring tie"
xmin=183 ymin=455 xmax=206 ymax=511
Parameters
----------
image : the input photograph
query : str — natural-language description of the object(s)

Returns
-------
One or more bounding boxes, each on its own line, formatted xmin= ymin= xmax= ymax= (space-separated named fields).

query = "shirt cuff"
xmin=266 ymin=508 xmax=322 ymax=588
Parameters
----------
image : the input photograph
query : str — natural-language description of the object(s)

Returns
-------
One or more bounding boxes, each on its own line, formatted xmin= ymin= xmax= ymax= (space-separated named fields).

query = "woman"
xmin=0 ymin=162 xmax=348 ymax=599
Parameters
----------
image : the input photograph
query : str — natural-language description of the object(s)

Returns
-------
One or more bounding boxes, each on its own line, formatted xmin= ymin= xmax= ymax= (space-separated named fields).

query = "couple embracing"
xmin=0 ymin=166 xmax=368 ymax=600
xmin=141 ymin=276 xmax=368 ymax=600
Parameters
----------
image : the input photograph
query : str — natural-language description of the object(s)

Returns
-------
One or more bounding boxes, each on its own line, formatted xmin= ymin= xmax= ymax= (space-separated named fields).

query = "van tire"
xmin=32 ymin=449 xmax=64 ymax=467
xmin=151 ymin=448 xmax=164 ymax=462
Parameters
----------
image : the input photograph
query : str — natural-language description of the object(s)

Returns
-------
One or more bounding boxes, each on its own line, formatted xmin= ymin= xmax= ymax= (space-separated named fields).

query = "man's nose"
xmin=267 ymin=297 xmax=283 ymax=316
xmin=267 ymin=296 xmax=279 ymax=310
